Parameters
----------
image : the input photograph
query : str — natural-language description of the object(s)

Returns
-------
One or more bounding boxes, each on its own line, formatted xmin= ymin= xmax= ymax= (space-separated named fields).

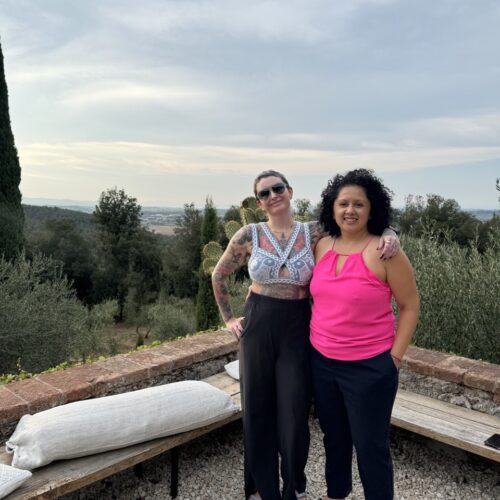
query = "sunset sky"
xmin=1 ymin=0 xmax=499 ymax=209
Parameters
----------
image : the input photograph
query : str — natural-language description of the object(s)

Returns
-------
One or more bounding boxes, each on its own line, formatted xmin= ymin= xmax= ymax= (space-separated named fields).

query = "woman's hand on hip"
xmin=225 ymin=317 xmax=245 ymax=340
xmin=391 ymin=353 xmax=402 ymax=369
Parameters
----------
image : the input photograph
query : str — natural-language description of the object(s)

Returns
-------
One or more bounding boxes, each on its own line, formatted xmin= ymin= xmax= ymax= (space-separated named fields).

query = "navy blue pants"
xmin=240 ymin=292 xmax=312 ymax=500
xmin=311 ymin=347 xmax=398 ymax=500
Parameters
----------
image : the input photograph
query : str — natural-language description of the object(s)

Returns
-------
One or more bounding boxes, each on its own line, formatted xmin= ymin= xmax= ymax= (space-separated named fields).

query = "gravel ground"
xmin=65 ymin=417 xmax=500 ymax=500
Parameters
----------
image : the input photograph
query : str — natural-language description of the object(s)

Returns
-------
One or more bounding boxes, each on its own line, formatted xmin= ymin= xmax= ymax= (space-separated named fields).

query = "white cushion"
xmin=0 ymin=464 xmax=31 ymax=499
xmin=6 ymin=380 xmax=238 ymax=470
xmin=224 ymin=360 xmax=240 ymax=380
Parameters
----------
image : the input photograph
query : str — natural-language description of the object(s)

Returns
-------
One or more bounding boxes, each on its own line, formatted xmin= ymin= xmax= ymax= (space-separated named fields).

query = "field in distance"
xmin=148 ymin=224 xmax=176 ymax=236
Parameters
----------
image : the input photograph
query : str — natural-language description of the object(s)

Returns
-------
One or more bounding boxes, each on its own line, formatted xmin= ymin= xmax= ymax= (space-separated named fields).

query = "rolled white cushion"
xmin=6 ymin=380 xmax=238 ymax=470
xmin=0 ymin=464 xmax=32 ymax=499
xmin=224 ymin=360 xmax=240 ymax=380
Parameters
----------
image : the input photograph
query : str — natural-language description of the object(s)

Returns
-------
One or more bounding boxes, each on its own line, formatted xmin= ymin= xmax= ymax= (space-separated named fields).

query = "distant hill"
xmin=23 ymin=205 xmax=95 ymax=231
xmin=465 ymin=209 xmax=498 ymax=221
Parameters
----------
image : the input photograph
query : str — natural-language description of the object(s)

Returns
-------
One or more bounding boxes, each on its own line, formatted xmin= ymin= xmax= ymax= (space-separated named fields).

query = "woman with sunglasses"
xmin=211 ymin=170 xmax=398 ymax=500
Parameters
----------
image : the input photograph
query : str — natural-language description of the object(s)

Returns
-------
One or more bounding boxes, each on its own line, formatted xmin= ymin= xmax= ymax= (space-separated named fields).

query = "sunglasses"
xmin=256 ymin=183 xmax=288 ymax=201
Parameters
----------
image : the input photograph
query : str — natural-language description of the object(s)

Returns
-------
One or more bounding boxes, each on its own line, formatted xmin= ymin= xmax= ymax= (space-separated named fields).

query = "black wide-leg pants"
xmin=239 ymin=292 xmax=312 ymax=500
xmin=311 ymin=346 xmax=398 ymax=500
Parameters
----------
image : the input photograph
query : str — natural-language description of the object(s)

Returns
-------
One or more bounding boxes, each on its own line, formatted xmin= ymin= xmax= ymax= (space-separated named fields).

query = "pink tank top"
xmin=310 ymin=238 xmax=395 ymax=361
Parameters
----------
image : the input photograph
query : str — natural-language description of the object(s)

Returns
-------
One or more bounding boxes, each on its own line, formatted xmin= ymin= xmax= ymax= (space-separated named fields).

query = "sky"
xmin=1 ymin=0 xmax=499 ymax=209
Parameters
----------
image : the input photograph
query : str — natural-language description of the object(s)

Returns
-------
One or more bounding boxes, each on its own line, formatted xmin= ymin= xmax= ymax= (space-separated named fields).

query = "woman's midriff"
xmin=251 ymin=282 xmax=310 ymax=300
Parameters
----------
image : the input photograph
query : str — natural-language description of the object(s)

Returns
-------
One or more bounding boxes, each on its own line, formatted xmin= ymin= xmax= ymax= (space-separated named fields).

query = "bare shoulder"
xmin=362 ymin=237 xmax=388 ymax=279
xmin=314 ymin=235 xmax=334 ymax=262
xmin=366 ymin=238 xmax=412 ymax=274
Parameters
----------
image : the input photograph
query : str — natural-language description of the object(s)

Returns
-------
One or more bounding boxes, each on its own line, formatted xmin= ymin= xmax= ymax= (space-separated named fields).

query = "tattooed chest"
xmin=258 ymin=233 xmax=307 ymax=256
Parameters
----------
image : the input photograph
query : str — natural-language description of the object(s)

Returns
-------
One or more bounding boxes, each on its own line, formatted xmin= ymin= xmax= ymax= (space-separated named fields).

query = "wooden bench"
xmin=0 ymin=373 xmax=241 ymax=500
xmin=1 ymin=375 xmax=498 ymax=499
xmin=392 ymin=389 xmax=500 ymax=462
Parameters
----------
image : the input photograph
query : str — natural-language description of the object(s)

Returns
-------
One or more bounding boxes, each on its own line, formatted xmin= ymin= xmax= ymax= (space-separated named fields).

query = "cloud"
xmin=61 ymin=80 xmax=217 ymax=108
xmin=19 ymin=140 xmax=500 ymax=178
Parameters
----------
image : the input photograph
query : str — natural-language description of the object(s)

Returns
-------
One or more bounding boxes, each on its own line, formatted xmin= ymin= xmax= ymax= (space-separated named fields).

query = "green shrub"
xmin=82 ymin=300 xmax=119 ymax=358
xmin=403 ymin=230 xmax=499 ymax=363
xmin=148 ymin=296 xmax=197 ymax=341
xmin=0 ymin=254 xmax=87 ymax=373
xmin=0 ymin=255 xmax=120 ymax=375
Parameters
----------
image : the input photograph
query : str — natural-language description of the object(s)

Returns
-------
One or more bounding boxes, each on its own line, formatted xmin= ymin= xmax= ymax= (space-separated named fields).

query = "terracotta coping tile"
xmin=92 ymin=356 xmax=149 ymax=394
xmin=122 ymin=350 xmax=176 ymax=378
xmin=6 ymin=378 xmax=64 ymax=414
xmin=433 ymin=356 xmax=479 ymax=384
xmin=0 ymin=386 xmax=29 ymax=425
xmin=404 ymin=347 xmax=450 ymax=377
xmin=38 ymin=365 xmax=99 ymax=403
xmin=406 ymin=346 xmax=450 ymax=365
xmin=463 ymin=363 xmax=500 ymax=393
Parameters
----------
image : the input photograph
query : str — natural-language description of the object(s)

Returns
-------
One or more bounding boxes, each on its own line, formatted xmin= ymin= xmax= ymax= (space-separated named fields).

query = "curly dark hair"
xmin=319 ymin=169 xmax=393 ymax=236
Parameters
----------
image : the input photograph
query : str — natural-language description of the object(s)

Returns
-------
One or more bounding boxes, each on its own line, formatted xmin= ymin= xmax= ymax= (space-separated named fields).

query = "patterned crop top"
xmin=247 ymin=222 xmax=315 ymax=286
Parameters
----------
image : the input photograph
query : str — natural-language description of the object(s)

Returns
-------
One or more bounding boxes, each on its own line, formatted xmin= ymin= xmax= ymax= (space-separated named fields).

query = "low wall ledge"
xmin=0 ymin=336 xmax=498 ymax=437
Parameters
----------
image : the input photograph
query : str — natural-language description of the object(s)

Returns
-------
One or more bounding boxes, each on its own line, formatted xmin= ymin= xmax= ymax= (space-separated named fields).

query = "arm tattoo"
xmin=211 ymin=226 xmax=252 ymax=322
xmin=309 ymin=221 xmax=328 ymax=250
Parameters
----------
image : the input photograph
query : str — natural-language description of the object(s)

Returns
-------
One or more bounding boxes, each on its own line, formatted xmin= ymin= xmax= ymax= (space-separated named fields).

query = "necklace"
xmin=267 ymin=222 xmax=294 ymax=249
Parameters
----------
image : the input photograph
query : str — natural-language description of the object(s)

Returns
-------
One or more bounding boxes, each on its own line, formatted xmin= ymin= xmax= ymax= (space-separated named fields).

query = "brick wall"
xmin=0 ymin=333 xmax=498 ymax=444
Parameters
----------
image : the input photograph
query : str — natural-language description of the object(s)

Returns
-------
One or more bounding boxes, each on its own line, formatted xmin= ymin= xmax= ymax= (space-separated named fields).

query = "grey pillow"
xmin=0 ymin=464 xmax=32 ymax=499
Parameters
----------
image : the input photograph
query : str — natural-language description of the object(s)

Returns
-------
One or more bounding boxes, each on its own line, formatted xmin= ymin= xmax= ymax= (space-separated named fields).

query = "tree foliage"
xmin=94 ymin=189 xmax=165 ymax=323
xmin=293 ymin=198 xmax=314 ymax=221
xmin=27 ymin=218 xmax=95 ymax=300
xmin=0 ymin=254 xmax=102 ymax=374
xmin=394 ymin=194 xmax=483 ymax=248
xmin=0 ymin=41 xmax=24 ymax=260
xmin=94 ymin=188 xmax=142 ymax=243
xmin=163 ymin=203 xmax=202 ymax=298
xmin=196 ymin=197 xmax=220 ymax=330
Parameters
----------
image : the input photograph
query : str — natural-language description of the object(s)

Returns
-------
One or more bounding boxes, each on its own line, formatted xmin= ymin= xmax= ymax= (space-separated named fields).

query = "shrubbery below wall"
xmin=0 ymin=254 xmax=117 ymax=374
xmin=402 ymin=231 xmax=500 ymax=364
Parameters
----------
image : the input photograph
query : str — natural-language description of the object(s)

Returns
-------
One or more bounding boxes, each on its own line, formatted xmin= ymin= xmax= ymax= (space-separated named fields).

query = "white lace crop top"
xmin=247 ymin=222 xmax=315 ymax=286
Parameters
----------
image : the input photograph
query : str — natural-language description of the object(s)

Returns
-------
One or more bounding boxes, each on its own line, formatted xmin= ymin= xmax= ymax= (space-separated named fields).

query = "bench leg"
xmin=170 ymin=446 xmax=179 ymax=498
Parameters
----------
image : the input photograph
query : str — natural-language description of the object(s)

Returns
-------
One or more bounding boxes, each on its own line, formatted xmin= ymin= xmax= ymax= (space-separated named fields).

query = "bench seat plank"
xmin=392 ymin=389 xmax=500 ymax=462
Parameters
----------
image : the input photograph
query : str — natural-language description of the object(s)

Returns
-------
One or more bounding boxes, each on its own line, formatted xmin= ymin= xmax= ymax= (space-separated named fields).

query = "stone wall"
xmin=400 ymin=346 xmax=500 ymax=416
xmin=1 ymin=335 xmax=499 ymax=444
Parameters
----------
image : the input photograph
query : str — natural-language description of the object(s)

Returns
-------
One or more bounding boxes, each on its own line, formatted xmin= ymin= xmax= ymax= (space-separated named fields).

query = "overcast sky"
xmin=1 ymin=0 xmax=499 ymax=209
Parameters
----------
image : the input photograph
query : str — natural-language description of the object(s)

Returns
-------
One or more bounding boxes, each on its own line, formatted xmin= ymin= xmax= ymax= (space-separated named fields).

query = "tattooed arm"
xmin=308 ymin=221 xmax=328 ymax=252
xmin=211 ymin=225 xmax=253 ymax=339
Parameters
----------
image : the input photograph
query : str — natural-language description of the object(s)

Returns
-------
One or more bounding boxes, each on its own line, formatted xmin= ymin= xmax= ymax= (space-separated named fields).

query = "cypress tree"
xmin=0 ymin=40 xmax=24 ymax=259
xmin=196 ymin=197 xmax=220 ymax=330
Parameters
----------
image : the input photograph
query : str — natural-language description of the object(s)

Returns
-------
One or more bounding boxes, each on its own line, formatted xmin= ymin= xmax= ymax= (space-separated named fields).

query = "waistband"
xmin=247 ymin=291 xmax=311 ymax=310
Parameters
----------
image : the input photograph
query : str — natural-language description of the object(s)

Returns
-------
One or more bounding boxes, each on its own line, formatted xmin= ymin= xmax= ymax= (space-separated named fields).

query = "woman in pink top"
xmin=310 ymin=169 xmax=419 ymax=500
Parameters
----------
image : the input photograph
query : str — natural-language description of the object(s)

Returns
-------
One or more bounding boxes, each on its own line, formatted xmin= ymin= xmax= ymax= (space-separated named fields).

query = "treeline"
xmin=2 ymin=187 xmax=499 ymax=375
xmin=393 ymin=194 xmax=500 ymax=253
xmin=1 ymin=189 xmax=243 ymax=375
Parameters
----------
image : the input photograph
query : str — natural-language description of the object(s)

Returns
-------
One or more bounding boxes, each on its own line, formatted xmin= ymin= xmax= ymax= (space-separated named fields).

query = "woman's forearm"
xmin=211 ymin=271 xmax=233 ymax=323
xmin=391 ymin=305 xmax=419 ymax=360
xmin=210 ymin=225 xmax=252 ymax=324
